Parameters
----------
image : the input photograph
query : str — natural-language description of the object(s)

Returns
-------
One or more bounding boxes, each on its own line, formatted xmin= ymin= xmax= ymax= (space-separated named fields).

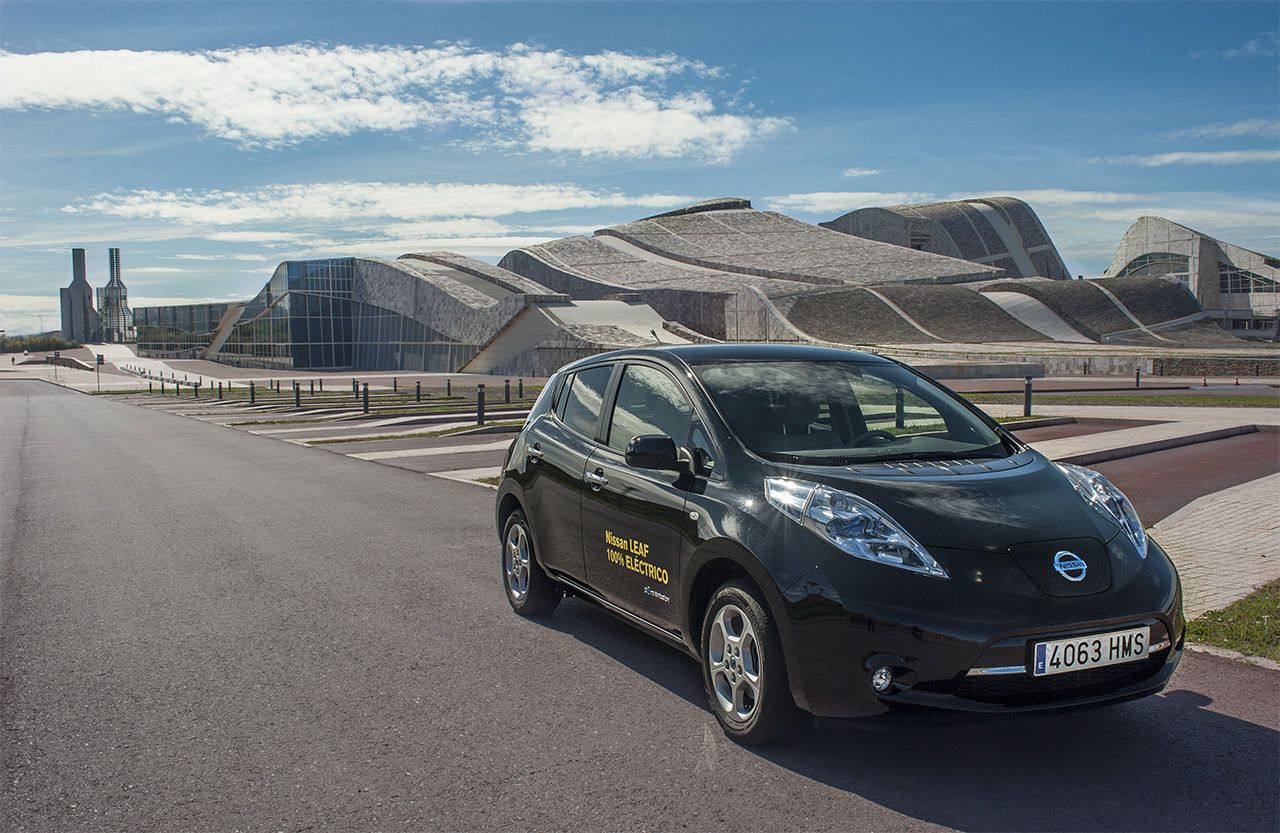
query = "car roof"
xmin=557 ymin=342 xmax=891 ymax=373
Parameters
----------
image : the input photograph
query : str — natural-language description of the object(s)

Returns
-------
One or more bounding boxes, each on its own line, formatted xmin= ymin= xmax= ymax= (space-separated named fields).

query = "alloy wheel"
xmin=707 ymin=603 xmax=761 ymax=722
xmin=505 ymin=523 xmax=531 ymax=602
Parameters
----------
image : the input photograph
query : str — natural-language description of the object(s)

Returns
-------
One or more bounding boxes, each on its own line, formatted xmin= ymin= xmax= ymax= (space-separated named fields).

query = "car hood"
xmin=771 ymin=450 xmax=1120 ymax=553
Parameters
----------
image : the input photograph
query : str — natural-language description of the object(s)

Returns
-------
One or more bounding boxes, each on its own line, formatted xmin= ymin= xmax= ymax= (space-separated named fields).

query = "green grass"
xmin=308 ymin=419 xmax=525 ymax=445
xmin=475 ymin=476 xmax=502 ymax=486
xmin=1187 ymin=580 xmax=1280 ymax=662
xmin=963 ymin=392 xmax=1278 ymax=408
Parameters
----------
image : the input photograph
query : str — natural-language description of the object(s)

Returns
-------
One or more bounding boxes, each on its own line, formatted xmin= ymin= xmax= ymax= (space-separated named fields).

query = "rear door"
xmin=580 ymin=363 xmax=695 ymax=631
xmin=521 ymin=364 xmax=614 ymax=581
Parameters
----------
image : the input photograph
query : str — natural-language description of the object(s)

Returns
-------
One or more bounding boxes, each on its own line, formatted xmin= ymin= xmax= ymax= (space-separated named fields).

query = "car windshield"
xmin=692 ymin=360 xmax=1008 ymax=466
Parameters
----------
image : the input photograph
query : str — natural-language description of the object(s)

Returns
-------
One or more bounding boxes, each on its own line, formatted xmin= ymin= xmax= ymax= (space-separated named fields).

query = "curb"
xmin=1186 ymin=642 xmax=1280 ymax=671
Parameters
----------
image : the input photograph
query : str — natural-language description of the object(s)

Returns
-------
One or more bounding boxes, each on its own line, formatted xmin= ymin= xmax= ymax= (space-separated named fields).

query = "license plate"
xmin=1032 ymin=626 xmax=1150 ymax=677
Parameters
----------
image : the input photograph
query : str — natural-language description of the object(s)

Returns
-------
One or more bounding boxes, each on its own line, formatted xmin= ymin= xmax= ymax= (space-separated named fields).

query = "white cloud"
xmin=0 ymin=293 xmax=60 ymax=335
xmin=130 ymin=266 xmax=197 ymax=273
xmin=1193 ymin=31 xmax=1280 ymax=60
xmin=283 ymin=235 xmax=562 ymax=259
xmin=172 ymin=253 xmax=277 ymax=262
xmin=949 ymin=189 xmax=1148 ymax=205
xmin=202 ymin=231 xmax=315 ymax=243
xmin=764 ymin=191 xmax=934 ymax=214
xmin=518 ymin=90 xmax=788 ymax=163
xmin=841 ymin=168 xmax=883 ymax=178
xmin=1163 ymin=119 xmax=1279 ymax=141
xmin=0 ymin=43 xmax=784 ymax=161
xmin=1093 ymin=150 xmax=1280 ymax=167
xmin=67 ymin=181 xmax=696 ymax=227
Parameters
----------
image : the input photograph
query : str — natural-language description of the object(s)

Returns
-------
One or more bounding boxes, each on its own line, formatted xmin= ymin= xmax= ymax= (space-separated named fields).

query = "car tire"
xmin=701 ymin=579 xmax=804 ymax=745
xmin=502 ymin=510 xmax=561 ymax=616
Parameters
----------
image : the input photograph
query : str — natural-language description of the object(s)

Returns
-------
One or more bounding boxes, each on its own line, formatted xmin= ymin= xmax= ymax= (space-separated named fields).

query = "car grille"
xmin=948 ymin=649 xmax=1169 ymax=706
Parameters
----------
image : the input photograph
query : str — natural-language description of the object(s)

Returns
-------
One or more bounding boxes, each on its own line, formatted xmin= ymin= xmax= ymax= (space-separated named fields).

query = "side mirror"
xmin=625 ymin=434 xmax=681 ymax=471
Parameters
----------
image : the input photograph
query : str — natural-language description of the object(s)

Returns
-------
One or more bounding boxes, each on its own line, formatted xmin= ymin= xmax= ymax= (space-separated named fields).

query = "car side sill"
xmin=552 ymin=573 xmax=694 ymax=656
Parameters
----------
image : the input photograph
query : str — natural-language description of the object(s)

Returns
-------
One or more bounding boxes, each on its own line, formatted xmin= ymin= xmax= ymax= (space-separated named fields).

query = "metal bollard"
xmin=505 ymin=378 xmax=511 ymax=404
xmin=416 ymin=381 xmax=421 ymax=403
xmin=194 ymin=382 xmax=199 ymax=399
xmin=477 ymin=384 xmax=486 ymax=425
xmin=294 ymin=383 xmax=300 ymax=408
xmin=446 ymin=378 xmax=451 ymax=397
xmin=310 ymin=380 xmax=314 ymax=395
xmin=353 ymin=378 xmax=359 ymax=400
xmin=1023 ymin=376 xmax=1033 ymax=417
xmin=393 ymin=377 xmax=398 ymax=393
xmin=1135 ymin=368 xmax=1141 ymax=389
xmin=518 ymin=378 xmax=523 ymax=399
xmin=175 ymin=381 xmax=181 ymax=397
xmin=149 ymin=381 xmax=153 ymax=393
xmin=250 ymin=381 xmax=256 ymax=405
xmin=218 ymin=382 xmax=223 ymax=399
xmin=161 ymin=381 xmax=165 ymax=393
xmin=319 ymin=379 xmax=323 ymax=392
xmin=894 ymin=387 xmax=905 ymax=429
xmin=362 ymin=382 xmax=369 ymax=414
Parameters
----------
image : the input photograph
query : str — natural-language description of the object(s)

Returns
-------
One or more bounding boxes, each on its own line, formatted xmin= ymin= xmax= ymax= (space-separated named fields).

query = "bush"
xmin=0 ymin=334 xmax=81 ymax=354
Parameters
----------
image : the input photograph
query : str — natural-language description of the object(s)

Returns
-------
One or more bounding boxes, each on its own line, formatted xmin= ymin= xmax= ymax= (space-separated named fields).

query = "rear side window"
xmin=561 ymin=365 xmax=613 ymax=439
xmin=607 ymin=365 xmax=693 ymax=452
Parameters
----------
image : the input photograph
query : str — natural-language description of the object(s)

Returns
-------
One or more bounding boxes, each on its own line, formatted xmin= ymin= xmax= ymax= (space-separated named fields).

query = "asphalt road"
xmin=2 ymin=380 xmax=1278 ymax=833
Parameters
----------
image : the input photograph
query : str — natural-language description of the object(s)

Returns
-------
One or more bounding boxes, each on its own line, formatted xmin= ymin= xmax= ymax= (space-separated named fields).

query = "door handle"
xmin=584 ymin=468 xmax=609 ymax=490
xmin=527 ymin=442 xmax=544 ymax=462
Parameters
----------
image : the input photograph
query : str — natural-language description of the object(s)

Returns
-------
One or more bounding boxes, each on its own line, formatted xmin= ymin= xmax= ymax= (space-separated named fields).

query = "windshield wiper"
xmin=830 ymin=450 xmax=1005 ymax=465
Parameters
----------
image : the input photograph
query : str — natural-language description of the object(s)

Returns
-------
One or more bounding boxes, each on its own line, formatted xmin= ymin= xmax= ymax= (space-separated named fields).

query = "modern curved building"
xmin=822 ymin=197 xmax=1072 ymax=280
xmin=135 ymin=252 xmax=701 ymax=375
xmin=1104 ymin=216 xmax=1279 ymax=339
xmin=498 ymin=197 xmax=1006 ymax=342
xmin=133 ymin=197 xmax=1264 ymax=375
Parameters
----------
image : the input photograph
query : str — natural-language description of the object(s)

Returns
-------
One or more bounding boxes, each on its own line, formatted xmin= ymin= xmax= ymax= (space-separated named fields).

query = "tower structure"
xmin=96 ymin=247 xmax=134 ymax=342
xmin=59 ymin=247 xmax=100 ymax=342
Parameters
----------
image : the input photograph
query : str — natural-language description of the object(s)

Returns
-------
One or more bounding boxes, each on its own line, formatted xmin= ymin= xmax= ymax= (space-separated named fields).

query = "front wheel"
xmin=701 ymin=580 xmax=804 ymax=745
xmin=502 ymin=510 xmax=561 ymax=616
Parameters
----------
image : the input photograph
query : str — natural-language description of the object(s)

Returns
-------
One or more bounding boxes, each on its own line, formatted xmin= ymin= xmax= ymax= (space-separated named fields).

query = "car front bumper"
xmin=775 ymin=538 xmax=1185 ymax=718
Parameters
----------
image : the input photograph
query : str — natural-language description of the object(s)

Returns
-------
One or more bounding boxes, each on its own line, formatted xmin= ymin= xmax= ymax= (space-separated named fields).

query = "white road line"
xmin=348 ymin=439 xmax=513 ymax=461
xmin=426 ymin=466 xmax=503 ymax=488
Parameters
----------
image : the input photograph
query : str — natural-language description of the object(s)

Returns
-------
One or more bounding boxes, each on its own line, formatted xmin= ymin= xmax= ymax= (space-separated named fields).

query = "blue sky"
xmin=1 ymin=0 xmax=1277 ymax=334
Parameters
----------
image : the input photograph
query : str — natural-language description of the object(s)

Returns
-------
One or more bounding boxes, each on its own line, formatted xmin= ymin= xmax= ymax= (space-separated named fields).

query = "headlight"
xmin=1055 ymin=463 xmax=1147 ymax=558
xmin=765 ymin=478 xmax=948 ymax=579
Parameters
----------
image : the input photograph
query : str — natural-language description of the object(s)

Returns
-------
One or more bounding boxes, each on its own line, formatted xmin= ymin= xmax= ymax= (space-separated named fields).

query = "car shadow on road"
xmin=542 ymin=597 xmax=1278 ymax=833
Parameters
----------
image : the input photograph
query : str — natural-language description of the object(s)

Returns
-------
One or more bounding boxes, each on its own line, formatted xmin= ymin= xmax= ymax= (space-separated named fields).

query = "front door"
xmin=581 ymin=363 xmax=694 ymax=631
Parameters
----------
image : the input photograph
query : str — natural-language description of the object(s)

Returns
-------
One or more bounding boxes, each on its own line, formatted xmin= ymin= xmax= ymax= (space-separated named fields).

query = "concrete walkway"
xmin=1150 ymin=474 xmax=1280 ymax=618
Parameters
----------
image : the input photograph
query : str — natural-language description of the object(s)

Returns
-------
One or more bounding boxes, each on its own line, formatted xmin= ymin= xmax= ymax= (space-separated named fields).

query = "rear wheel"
xmin=502 ymin=510 xmax=561 ymax=616
xmin=701 ymin=580 xmax=804 ymax=745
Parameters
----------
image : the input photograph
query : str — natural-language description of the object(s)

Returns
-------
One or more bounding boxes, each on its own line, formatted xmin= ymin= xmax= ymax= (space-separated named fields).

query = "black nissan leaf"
xmin=494 ymin=344 xmax=1184 ymax=745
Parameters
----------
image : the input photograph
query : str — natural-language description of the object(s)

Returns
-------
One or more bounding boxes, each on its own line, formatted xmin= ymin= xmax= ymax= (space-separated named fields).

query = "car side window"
xmin=554 ymin=373 xmax=574 ymax=420
xmin=561 ymin=365 xmax=613 ymax=440
xmin=607 ymin=365 xmax=693 ymax=453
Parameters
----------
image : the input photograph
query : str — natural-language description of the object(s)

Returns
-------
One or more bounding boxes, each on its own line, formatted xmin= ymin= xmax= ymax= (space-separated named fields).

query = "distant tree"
xmin=0 ymin=334 xmax=82 ymax=353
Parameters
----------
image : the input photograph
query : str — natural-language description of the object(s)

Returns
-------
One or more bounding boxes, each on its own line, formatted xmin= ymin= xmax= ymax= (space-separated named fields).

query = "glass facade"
xmin=219 ymin=258 xmax=356 ymax=369
xmin=1218 ymin=262 xmax=1279 ymax=294
xmin=1115 ymin=252 xmax=1191 ymax=287
xmin=138 ymin=257 xmax=479 ymax=372
xmin=135 ymin=303 xmax=232 ymax=357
